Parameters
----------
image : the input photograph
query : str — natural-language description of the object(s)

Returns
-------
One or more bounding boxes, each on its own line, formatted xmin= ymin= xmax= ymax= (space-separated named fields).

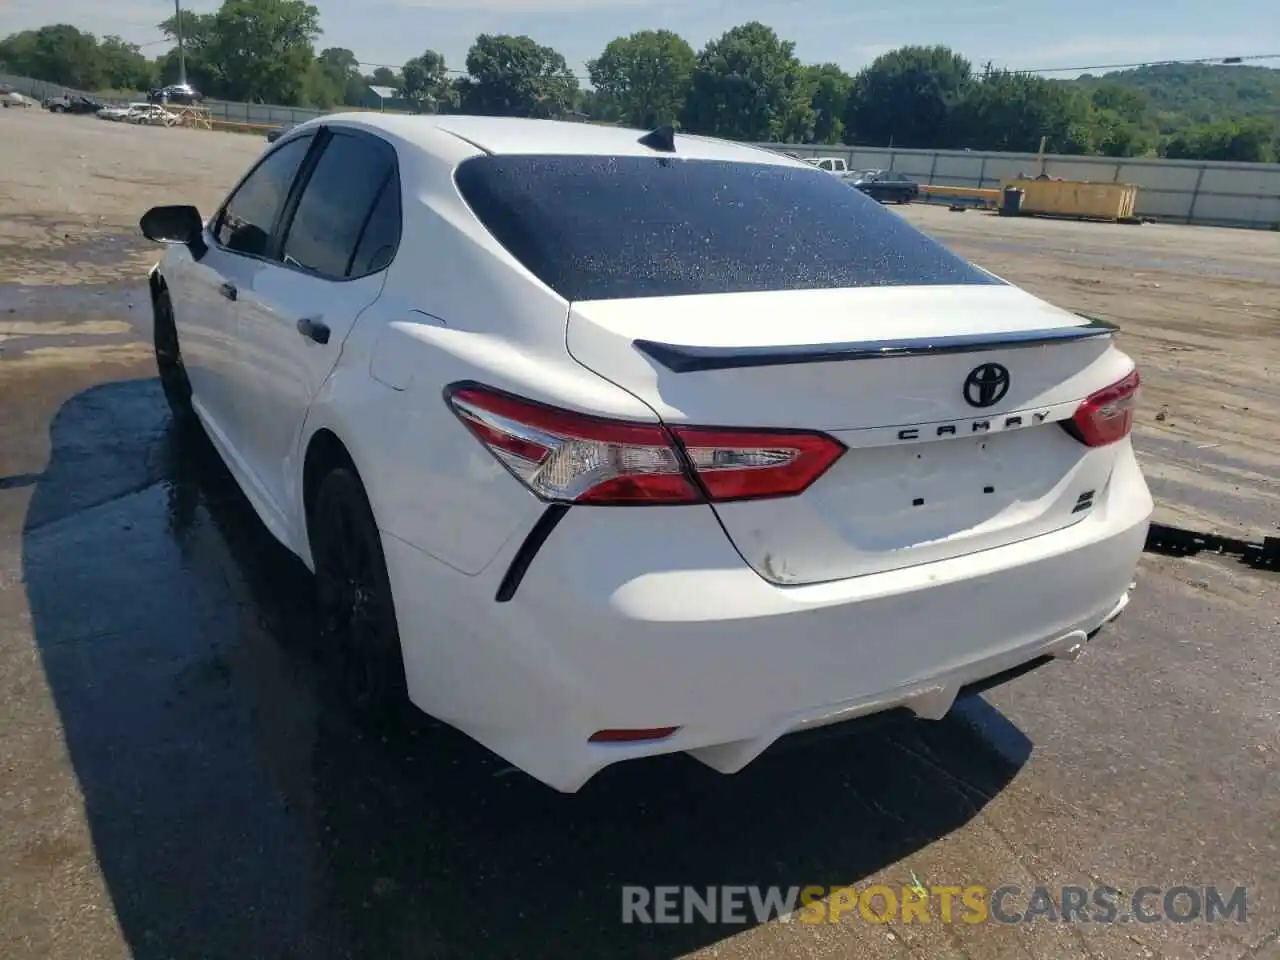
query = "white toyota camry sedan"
xmin=139 ymin=114 xmax=1152 ymax=792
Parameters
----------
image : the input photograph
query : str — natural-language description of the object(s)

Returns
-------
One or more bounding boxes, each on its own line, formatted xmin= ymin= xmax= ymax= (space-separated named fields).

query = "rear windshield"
xmin=454 ymin=155 xmax=999 ymax=302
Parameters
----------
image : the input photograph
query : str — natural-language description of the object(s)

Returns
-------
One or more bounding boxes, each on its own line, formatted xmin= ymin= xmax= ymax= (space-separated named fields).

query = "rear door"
xmin=454 ymin=153 xmax=1137 ymax=586
xmin=232 ymin=126 xmax=401 ymax=519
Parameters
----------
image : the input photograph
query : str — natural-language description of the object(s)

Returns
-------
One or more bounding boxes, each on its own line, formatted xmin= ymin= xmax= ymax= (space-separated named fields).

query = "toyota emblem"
xmin=963 ymin=363 xmax=1010 ymax=408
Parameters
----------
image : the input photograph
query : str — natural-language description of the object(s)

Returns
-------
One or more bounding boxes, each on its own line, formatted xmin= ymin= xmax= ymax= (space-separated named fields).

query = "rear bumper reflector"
xmin=589 ymin=727 xmax=681 ymax=744
xmin=633 ymin=317 xmax=1120 ymax=373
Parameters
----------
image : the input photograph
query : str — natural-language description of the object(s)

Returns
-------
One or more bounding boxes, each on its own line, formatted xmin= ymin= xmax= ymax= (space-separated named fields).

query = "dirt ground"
xmin=1 ymin=108 xmax=1277 ymax=960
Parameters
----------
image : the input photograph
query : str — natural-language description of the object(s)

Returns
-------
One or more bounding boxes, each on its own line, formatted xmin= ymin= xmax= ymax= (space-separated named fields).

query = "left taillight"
xmin=445 ymin=382 xmax=845 ymax=505
xmin=1065 ymin=368 xmax=1140 ymax=447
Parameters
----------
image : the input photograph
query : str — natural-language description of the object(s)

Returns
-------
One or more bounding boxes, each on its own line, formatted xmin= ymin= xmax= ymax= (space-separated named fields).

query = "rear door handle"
xmin=296 ymin=316 xmax=330 ymax=345
xmin=218 ymin=281 xmax=237 ymax=301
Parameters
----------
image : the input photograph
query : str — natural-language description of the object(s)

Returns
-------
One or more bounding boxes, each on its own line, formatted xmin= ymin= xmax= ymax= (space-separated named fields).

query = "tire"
xmin=152 ymin=286 xmax=195 ymax=424
xmin=310 ymin=467 xmax=409 ymax=719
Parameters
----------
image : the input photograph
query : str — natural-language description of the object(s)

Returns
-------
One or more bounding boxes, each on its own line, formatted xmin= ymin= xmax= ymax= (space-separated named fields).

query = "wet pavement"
xmin=1 ymin=227 xmax=1278 ymax=959
xmin=0 ymin=373 xmax=1037 ymax=958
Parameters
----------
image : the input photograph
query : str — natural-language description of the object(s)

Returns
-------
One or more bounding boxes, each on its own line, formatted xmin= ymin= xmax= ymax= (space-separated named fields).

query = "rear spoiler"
xmin=634 ymin=316 xmax=1119 ymax=374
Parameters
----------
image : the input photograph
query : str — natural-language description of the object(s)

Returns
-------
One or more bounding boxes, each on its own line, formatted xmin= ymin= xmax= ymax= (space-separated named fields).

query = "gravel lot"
xmin=1 ymin=108 xmax=1277 ymax=960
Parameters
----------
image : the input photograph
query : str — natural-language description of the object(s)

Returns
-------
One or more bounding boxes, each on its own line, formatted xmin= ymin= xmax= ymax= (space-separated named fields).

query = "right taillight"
xmin=444 ymin=382 xmax=845 ymax=505
xmin=1065 ymin=368 xmax=1140 ymax=447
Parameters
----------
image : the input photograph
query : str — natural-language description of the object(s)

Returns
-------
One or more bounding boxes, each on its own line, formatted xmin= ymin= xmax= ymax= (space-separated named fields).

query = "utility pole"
xmin=174 ymin=0 xmax=187 ymax=86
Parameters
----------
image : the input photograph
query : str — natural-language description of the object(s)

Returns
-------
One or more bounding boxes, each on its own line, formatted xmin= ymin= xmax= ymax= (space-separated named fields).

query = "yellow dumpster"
xmin=1002 ymin=178 xmax=1139 ymax=220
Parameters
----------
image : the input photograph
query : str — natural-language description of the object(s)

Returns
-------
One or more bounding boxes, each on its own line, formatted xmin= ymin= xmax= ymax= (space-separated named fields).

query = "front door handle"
xmin=296 ymin=316 xmax=330 ymax=345
xmin=218 ymin=281 xmax=237 ymax=301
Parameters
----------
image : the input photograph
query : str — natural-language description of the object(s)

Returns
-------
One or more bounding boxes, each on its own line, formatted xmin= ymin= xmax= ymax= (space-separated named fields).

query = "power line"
xmin=354 ymin=59 xmax=592 ymax=81
xmin=990 ymin=52 xmax=1280 ymax=75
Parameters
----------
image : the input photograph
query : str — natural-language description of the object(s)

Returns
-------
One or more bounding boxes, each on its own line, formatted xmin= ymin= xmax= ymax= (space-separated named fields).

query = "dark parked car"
xmin=43 ymin=95 xmax=103 ymax=115
xmin=846 ymin=169 xmax=920 ymax=204
xmin=148 ymin=84 xmax=203 ymax=106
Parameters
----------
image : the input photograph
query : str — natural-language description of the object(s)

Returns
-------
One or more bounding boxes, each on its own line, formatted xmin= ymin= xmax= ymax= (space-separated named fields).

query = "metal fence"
xmin=1 ymin=72 xmax=130 ymax=106
xmin=5 ymin=72 xmax=1277 ymax=229
xmin=198 ymin=99 xmax=328 ymax=125
xmin=0 ymin=72 xmax=330 ymax=124
xmin=758 ymin=144 xmax=1280 ymax=230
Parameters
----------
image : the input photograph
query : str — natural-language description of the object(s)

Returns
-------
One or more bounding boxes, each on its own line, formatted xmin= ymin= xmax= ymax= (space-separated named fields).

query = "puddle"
xmin=0 ymin=281 xmax=145 ymax=357
xmin=0 ymin=226 xmax=148 ymax=352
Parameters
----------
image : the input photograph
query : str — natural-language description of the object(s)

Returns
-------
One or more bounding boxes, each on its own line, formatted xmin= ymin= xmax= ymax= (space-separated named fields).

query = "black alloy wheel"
xmin=310 ymin=467 xmax=408 ymax=719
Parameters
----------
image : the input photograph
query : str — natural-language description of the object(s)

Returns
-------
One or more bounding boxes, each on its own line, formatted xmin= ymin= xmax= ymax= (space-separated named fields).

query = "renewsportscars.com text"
xmin=621 ymin=884 xmax=1248 ymax=925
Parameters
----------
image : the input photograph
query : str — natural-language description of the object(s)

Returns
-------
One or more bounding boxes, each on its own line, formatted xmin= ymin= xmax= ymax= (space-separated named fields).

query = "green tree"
xmin=322 ymin=47 xmax=367 ymax=105
xmin=158 ymin=10 xmax=216 ymax=53
xmin=0 ymin=25 xmax=104 ymax=89
xmin=587 ymin=29 xmax=695 ymax=128
xmin=951 ymin=67 xmax=1095 ymax=153
xmin=805 ymin=62 xmax=853 ymax=143
xmin=1092 ymin=114 xmax=1156 ymax=157
xmin=401 ymin=49 xmax=452 ymax=112
xmin=1089 ymin=83 xmax=1149 ymax=123
xmin=1164 ymin=117 xmax=1278 ymax=162
xmin=304 ymin=47 xmax=363 ymax=107
xmin=457 ymin=34 xmax=577 ymax=118
xmin=780 ymin=87 xmax=817 ymax=143
xmin=843 ymin=45 xmax=972 ymax=147
xmin=96 ymin=35 xmax=155 ymax=90
xmin=579 ymin=87 xmax=623 ymax=123
xmin=681 ymin=22 xmax=809 ymax=142
xmin=162 ymin=0 xmax=321 ymax=104
xmin=155 ymin=11 xmax=215 ymax=89
xmin=366 ymin=66 xmax=401 ymax=89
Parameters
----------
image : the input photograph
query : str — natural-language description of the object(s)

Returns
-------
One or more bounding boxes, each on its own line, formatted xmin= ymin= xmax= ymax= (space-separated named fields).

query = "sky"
xmin=3 ymin=0 xmax=1275 ymax=82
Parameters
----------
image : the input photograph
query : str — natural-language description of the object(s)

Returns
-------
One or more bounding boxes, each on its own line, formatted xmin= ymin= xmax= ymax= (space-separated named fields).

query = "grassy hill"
xmin=1069 ymin=62 xmax=1280 ymax=130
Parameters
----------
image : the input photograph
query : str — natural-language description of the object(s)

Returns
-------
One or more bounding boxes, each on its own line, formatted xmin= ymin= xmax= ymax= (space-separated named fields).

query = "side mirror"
xmin=140 ymin=204 xmax=207 ymax=260
xmin=140 ymin=203 xmax=204 ymax=244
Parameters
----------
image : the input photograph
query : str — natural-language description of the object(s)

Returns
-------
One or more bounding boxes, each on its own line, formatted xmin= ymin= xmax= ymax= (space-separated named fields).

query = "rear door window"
xmin=280 ymin=130 xmax=399 ymax=279
xmin=454 ymin=155 xmax=999 ymax=302
xmin=348 ymin=176 xmax=402 ymax=276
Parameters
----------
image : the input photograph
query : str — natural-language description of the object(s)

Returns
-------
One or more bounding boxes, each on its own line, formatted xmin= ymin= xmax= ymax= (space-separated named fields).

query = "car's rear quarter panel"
xmin=299 ymin=129 xmax=669 ymax=576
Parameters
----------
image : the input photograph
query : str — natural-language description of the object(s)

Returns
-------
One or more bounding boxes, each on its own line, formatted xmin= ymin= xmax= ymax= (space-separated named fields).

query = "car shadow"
xmin=23 ymin=378 xmax=1033 ymax=960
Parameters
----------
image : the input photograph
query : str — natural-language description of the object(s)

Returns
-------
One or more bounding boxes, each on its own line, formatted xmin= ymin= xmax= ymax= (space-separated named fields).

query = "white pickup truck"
xmin=805 ymin=157 xmax=849 ymax=174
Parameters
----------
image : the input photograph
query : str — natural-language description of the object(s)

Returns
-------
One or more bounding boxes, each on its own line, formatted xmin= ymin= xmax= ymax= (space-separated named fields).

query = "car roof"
xmin=306 ymin=113 xmax=810 ymax=168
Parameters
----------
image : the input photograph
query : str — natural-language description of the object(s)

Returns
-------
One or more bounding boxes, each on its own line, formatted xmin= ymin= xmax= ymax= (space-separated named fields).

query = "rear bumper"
xmin=384 ymin=446 xmax=1152 ymax=792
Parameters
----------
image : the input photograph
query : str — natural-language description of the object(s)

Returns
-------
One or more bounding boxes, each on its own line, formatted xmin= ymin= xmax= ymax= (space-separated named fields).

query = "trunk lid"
xmin=566 ymin=283 xmax=1133 ymax=585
